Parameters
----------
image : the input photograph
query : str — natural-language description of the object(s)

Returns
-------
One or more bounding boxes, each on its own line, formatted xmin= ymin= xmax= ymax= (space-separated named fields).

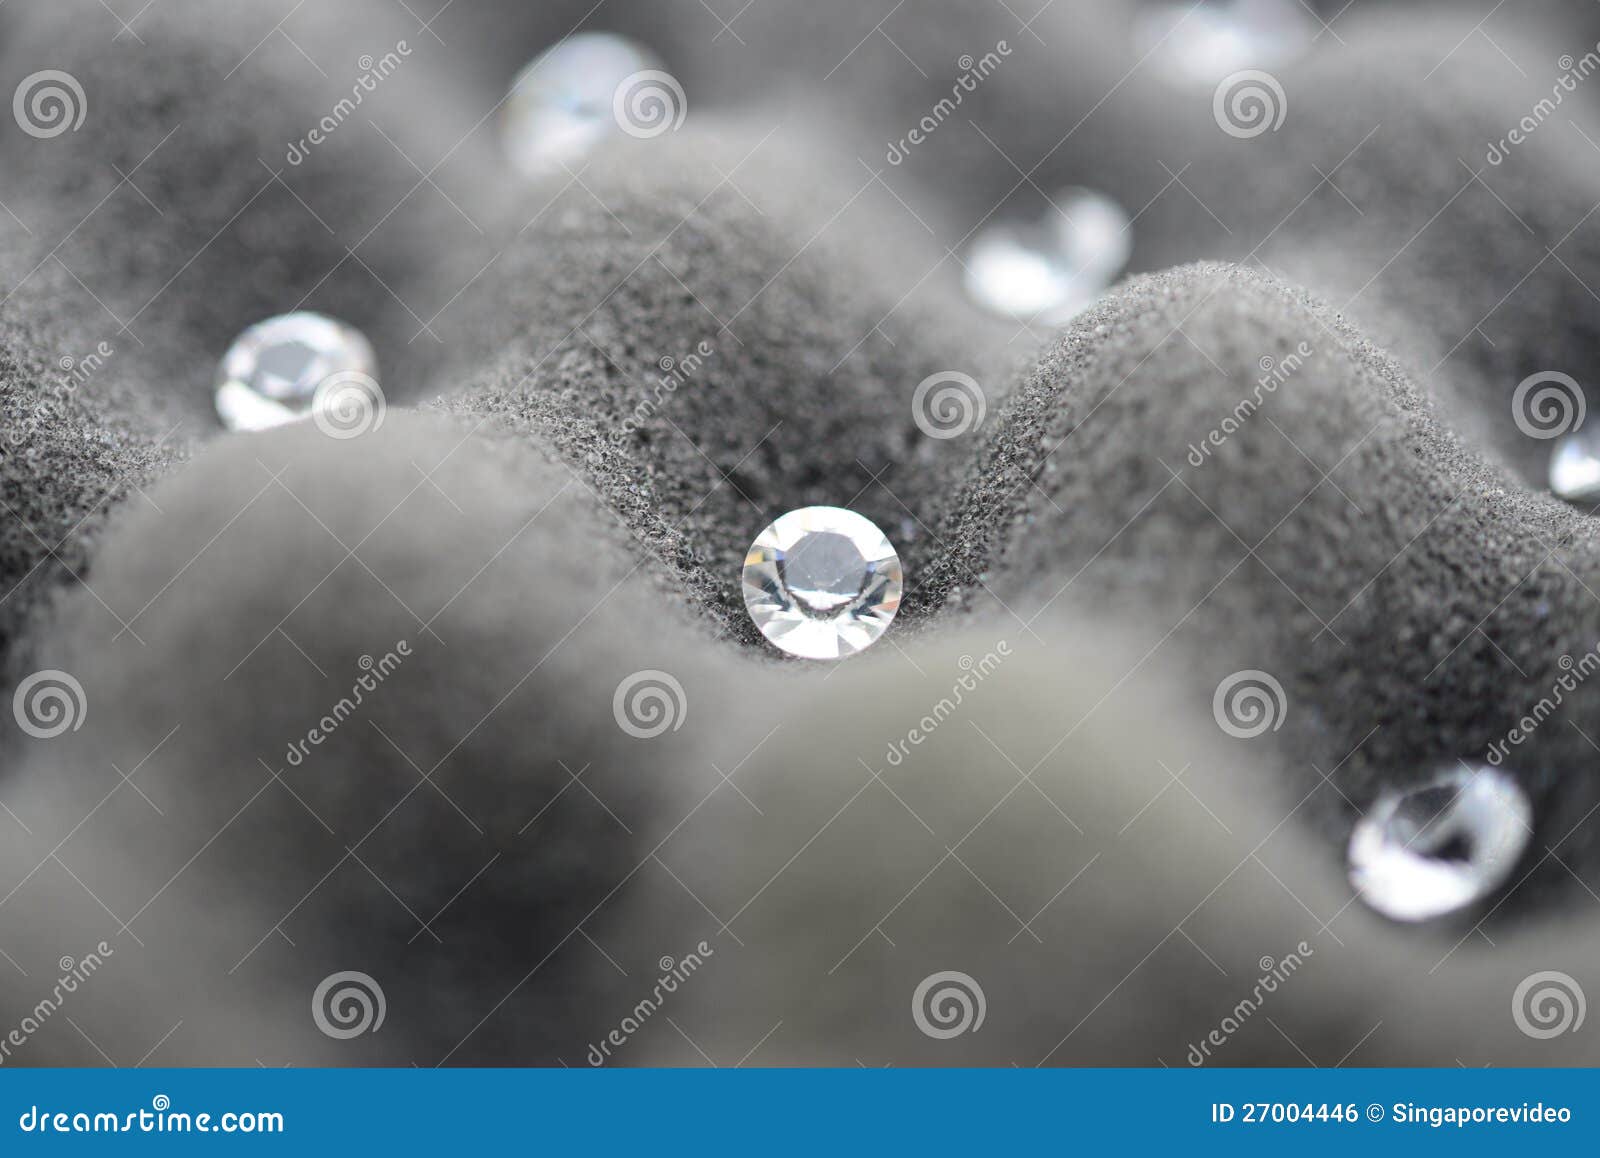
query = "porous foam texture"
xmin=1 ymin=0 xmax=1599 ymax=1065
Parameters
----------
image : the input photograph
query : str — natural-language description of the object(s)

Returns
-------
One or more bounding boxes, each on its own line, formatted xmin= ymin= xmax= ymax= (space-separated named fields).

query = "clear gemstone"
xmin=1134 ymin=0 xmax=1314 ymax=86
xmin=964 ymin=187 xmax=1131 ymax=323
xmin=1347 ymin=765 xmax=1531 ymax=922
xmin=1550 ymin=428 xmax=1600 ymax=501
xmin=215 ymin=312 xmax=378 ymax=432
xmin=501 ymin=32 xmax=659 ymax=178
xmin=742 ymin=507 xmax=902 ymax=659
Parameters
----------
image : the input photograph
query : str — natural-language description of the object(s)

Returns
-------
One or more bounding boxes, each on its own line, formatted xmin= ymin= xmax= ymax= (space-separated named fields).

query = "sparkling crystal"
xmin=964 ymin=188 xmax=1131 ymax=324
xmin=1134 ymin=0 xmax=1315 ymax=86
xmin=742 ymin=507 xmax=902 ymax=659
xmin=501 ymin=32 xmax=659 ymax=178
xmin=1550 ymin=428 xmax=1600 ymax=502
xmin=215 ymin=312 xmax=378 ymax=432
xmin=1347 ymin=765 xmax=1531 ymax=922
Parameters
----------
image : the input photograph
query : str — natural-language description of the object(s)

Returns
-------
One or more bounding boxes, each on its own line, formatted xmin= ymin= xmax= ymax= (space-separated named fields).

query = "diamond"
xmin=215 ymin=312 xmax=378 ymax=433
xmin=501 ymin=32 xmax=659 ymax=179
xmin=1550 ymin=428 xmax=1600 ymax=502
xmin=742 ymin=507 xmax=902 ymax=659
xmin=1134 ymin=0 xmax=1314 ymax=86
xmin=1347 ymin=764 xmax=1531 ymax=922
xmin=964 ymin=187 xmax=1131 ymax=324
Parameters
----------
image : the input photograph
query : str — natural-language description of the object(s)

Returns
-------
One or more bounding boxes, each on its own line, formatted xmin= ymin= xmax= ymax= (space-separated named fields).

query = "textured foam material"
xmin=2 ymin=0 xmax=1599 ymax=1065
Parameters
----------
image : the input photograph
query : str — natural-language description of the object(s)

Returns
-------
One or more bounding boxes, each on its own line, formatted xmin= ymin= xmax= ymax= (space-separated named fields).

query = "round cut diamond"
xmin=501 ymin=32 xmax=659 ymax=179
xmin=1550 ymin=428 xmax=1600 ymax=502
xmin=1347 ymin=764 xmax=1531 ymax=922
xmin=214 ymin=312 xmax=378 ymax=432
xmin=742 ymin=507 xmax=902 ymax=659
xmin=964 ymin=187 xmax=1131 ymax=323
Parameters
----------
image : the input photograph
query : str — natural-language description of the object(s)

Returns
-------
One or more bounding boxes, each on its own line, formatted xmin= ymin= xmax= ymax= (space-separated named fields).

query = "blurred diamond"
xmin=1550 ymin=429 xmax=1600 ymax=502
xmin=215 ymin=312 xmax=378 ymax=432
xmin=743 ymin=507 xmax=902 ymax=659
xmin=1135 ymin=0 xmax=1315 ymax=85
xmin=501 ymin=32 xmax=660 ymax=178
xmin=964 ymin=187 xmax=1131 ymax=323
xmin=1348 ymin=765 xmax=1531 ymax=922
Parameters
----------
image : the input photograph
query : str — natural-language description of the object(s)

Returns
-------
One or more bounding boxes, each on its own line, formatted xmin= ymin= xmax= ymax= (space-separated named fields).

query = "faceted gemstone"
xmin=501 ymin=32 xmax=659 ymax=178
xmin=214 ymin=312 xmax=377 ymax=432
xmin=742 ymin=507 xmax=902 ymax=659
xmin=964 ymin=187 xmax=1131 ymax=324
xmin=1347 ymin=765 xmax=1531 ymax=922
xmin=1549 ymin=428 xmax=1600 ymax=502
xmin=1134 ymin=0 xmax=1314 ymax=86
